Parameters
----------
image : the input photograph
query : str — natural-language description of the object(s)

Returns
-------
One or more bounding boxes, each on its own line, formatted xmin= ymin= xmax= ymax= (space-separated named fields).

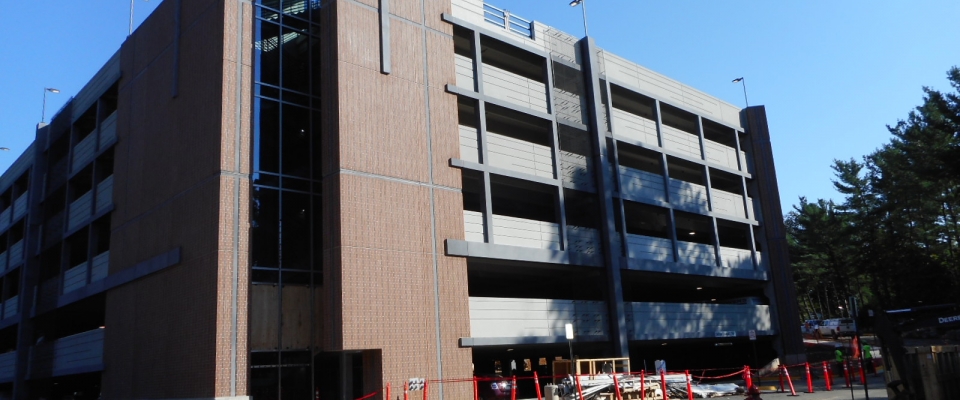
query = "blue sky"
xmin=2 ymin=1 xmax=958 ymax=214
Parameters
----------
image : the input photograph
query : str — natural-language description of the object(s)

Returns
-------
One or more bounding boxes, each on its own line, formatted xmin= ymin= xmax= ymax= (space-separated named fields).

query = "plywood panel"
xmin=280 ymin=286 xmax=312 ymax=350
xmin=250 ymin=284 xmax=279 ymax=350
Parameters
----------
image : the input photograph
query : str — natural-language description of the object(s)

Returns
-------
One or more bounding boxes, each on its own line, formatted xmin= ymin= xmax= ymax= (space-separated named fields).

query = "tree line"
xmin=786 ymin=67 xmax=960 ymax=319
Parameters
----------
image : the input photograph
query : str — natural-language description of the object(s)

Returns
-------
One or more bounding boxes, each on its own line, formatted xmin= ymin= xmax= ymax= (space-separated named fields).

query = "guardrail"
xmin=483 ymin=3 xmax=534 ymax=39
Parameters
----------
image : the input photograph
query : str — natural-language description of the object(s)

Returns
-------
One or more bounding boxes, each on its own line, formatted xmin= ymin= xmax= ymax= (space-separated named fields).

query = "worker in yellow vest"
xmin=834 ymin=345 xmax=845 ymax=374
xmin=863 ymin=343 xmax=875 ymax=375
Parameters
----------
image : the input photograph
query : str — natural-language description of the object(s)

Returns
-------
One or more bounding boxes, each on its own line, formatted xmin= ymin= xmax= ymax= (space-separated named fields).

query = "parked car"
xmin=817 ymin=318 xmax=856 ymax=339
xmin=801 ymin=319 xmax=822 ymax=335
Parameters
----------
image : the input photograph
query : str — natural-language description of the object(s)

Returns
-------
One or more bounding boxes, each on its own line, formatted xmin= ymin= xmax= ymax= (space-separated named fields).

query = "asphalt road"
xmin=754 ymin=374 xmax=889 ymax=400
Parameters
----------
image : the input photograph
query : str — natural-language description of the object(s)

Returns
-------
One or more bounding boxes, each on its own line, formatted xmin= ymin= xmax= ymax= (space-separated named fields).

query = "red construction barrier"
xmin=744 ymin=365 xmax=752 ymax=390
xmin=576 ymin=374 xmax=584 ymax=400
xmin=822 ymin=361 xmax=833 ymax=391
xmin=805 ymin=362 xmax=814 ymax=393
xmin=659 ymin=370 xmax=668 ymax=400
xmin=612 ymin=374 xmax=623 ymax=400
xmin=781 ymin=365 xmax=798 ymax=396
xmin=355 ymin=391 xmax=378 ymax=400
xmin=533 ymin=371 xmax=542 ymax=400
xmin=640 ymin=371 xmax=645 ymax=400
xmin=386 ymin=383 xmax=391 ymax=400
xmin=842 ymin=360 xmax=852 ymax=388
xmin=510 ymin=376 xmax=517 ymax=400
xmin=685 ymin=370 xmax=694 ymax=400
xmin=473 ymin=376 xmax=479 ymax=400
xmin=404 ymin=381 xmax=409 ymax=400
xmin=422 ymin=380 xmax=428 ymax=400
xmin=778 ymin=365 xmax=785 ymax=392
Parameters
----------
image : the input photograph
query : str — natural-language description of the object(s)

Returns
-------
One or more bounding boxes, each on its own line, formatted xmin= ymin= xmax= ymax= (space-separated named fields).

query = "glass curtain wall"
xmin=251 ymin=1 xmax=322 ymax=398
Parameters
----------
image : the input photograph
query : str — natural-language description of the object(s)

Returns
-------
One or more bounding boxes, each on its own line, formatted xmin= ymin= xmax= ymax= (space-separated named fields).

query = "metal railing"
xmin=483 ymin=3 xmax=534 ymax=39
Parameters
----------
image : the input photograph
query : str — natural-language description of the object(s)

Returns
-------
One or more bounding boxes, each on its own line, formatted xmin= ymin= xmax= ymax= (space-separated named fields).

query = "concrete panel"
xmin=459 ymin=124 xmax=480 ymax=163
xmin=560 ymin=150 xmax=595 ymax=192
xmin=451 ymin=0 xmax=485 ymax=27
xmin=12 ymin=194 xmax=28 ymax=222
xmin=620 ymin=166 xmax=666 ymax=203
xmin=70 ymin=52 xmax=121 ymax=122
xmin=625 ymin=302 xmax=771 ymax=340
xmin=99 ymin=112 xmax=118 ymax=150
xmin=469 ymin=297 xmax=608 ymax=338
xmin=486 ymin=132 xmax=554 ymax=179
xmin=668 ymin=178 xmax=709 ymax=212
xmin=676 ymin=241 xmax=717 ymax=267
xmin=96 ymin=175 xmax=114 ymax=214
xmin=566 ymin=225 xmax=601 ymax=255
xmin=704 ymin=138 xmax=739 ymax=170
xmin=482 ymin=63 xmax=548 ymax=113
xmin=0 ymin=209 xmax=8 ymax=232
xmin=7 ymin=241 xmax=23 ymax=267
xmin=661 ymin=125 xmax=701 ymax=159
xmin=63 ymin=263 xmax=89 ymax=294
xmin=719 ymin=246 xmax=753 ymax=270
xmin=612 ymin=108 xmax=658 ymax=147
xmin=91 ymin=251 xmax=110 ymax=282
xmin=463 ymin=210 xmax=485 ymax=242
xmin=0 ymin=351 xmax=14 ymax=382
xmin=625 ymin=234 xmax=673 ymax=262
xmin=2 ymin=296 xmax=17 ymax=320
xmin=68 ymin=191 xmax=93 ymax=232
xmin=455 ymin=54 xmax=475 ymax=90
xmin=491 ymin=215 xmax=560 ymax=250
xmin=52 ymin=328 xmax=105 ymax=375
xmin=601 ymin=51 xmax=743 ymax=130
xmin=711 ymin=188 xmax=745 ymax=219
xmin=71 ymin=133 xmax=98 ymax=173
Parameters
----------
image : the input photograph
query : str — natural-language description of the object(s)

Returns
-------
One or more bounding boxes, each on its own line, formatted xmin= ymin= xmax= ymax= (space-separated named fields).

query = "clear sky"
xmin=2 ymin=1 xmax=958 ymax=214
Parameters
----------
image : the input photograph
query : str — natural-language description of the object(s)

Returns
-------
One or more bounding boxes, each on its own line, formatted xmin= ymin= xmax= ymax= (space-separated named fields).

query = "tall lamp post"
xmin=565 ymin=323 xmax=575 ymax=376
xmin=41 ymin=87 xmax=61 ymax=124
xmin=130 ymin=0 xmax=149 ymax=35
xmin=731 ymin=77 xmax=749 ymax=108
xmin=568 ymin=0 xmax=589 ymax=37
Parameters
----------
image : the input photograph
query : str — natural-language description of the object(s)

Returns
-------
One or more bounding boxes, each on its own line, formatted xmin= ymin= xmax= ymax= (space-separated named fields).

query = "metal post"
xmin=130 ymin=0 xmax=135 ymax=35
xmin=580 ymin=0 xmax=588 ymax=37
xmin=41 ymin=89 xmax=47 ymax=123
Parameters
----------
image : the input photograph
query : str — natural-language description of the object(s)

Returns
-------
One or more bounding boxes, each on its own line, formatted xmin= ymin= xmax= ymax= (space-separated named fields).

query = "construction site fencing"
xmin=341 ymin=360 xmax=884 ymax=400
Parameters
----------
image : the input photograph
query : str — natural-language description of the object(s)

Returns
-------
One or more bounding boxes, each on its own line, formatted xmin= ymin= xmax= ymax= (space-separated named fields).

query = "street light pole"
xmin=41 ymin=87 xmax=61 ymax=124
xmin=565 ymin=323 xmax=576 ymax=376
xmin=732 ymin=77 xmax=749 ymax=108
xmin=569 ymin=0 xmax=589 ymax=37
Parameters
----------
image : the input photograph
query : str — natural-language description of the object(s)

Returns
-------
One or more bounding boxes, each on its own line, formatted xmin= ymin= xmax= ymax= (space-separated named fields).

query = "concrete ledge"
xmin=622 ymin=257 xmax=768 ymax=281
xmin=446 ymin=239 xmax=602 ymax=267
xmin=630 ymin=329 xmax=775 ymax=342
xmin=460 ymin=335 xmax=608 ymax=347
xmin=440 ymin=13 xmax=548 ymax=58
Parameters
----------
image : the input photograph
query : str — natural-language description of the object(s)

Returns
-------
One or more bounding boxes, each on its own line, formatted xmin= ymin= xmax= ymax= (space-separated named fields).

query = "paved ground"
xmin=753 ymin=374 xmax=888 ymax=400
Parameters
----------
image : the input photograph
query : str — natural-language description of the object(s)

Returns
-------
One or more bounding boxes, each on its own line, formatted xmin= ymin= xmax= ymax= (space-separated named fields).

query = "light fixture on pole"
xmin=568 ymin=0 xmax=589 ymax=37
xmin=731 ymin=77 xmax=749 ymax=108
xmin=565 ymin=323 xmax=575 ymax=375
xmin=41 ymin=88 xmax=61 ymax=124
